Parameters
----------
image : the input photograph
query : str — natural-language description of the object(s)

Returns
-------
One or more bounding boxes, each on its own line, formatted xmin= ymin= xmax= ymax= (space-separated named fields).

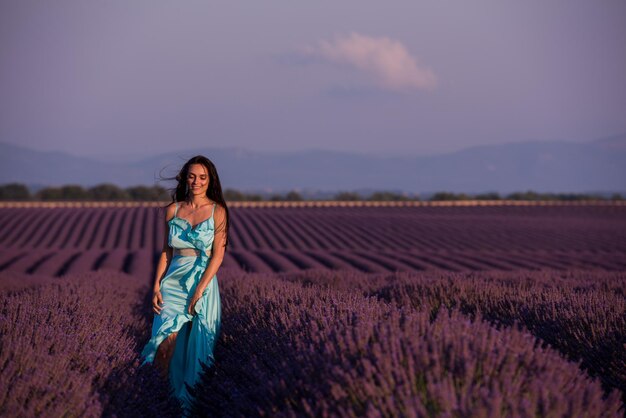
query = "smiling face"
xmin=186 ymin=163 xmax=210 ymax=197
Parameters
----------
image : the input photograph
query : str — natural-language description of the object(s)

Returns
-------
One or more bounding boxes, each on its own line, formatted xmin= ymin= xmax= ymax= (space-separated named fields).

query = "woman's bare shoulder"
xmin=164 ymin=202 xmax=177 ymax=221
xmin=213 ymin=203 xmax=228 ymax=221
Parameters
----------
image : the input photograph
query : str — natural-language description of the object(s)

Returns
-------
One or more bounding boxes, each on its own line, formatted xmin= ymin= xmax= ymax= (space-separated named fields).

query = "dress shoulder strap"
xmin=210 ymin=202 xmax=216 ymax=218
xmin=174 ymin=201 xmax=179 ymax=217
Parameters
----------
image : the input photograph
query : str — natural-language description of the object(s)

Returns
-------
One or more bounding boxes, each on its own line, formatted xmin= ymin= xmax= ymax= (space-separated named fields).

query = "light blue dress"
xmin=141 ymin=201 xmax=221 ymax=412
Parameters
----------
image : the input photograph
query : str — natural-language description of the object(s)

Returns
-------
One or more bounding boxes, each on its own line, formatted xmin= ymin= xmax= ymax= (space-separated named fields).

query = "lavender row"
xmin=2 ymin=205 xmax=625 ymax=273
xmin=188 ymin=270 xmax=623 ymax=417
xmin=0 ymin=207 xmax=153 ymax=251
xmin=0 ymin=270 xmax=182 ymax=417
xmin=5 ymin=246 xmax=626 ymax=280
xmin=272 ymin=268 xmax=626 ymax=405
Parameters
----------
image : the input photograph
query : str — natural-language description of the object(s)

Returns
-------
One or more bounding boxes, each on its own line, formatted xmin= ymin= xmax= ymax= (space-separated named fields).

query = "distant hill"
xmin=1 ymin=134 xmax=625 ymax=194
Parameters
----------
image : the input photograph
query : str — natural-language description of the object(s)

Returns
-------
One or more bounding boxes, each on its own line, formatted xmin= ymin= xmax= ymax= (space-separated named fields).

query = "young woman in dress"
xmin=140 ymin=155 xmax=230 ymax=411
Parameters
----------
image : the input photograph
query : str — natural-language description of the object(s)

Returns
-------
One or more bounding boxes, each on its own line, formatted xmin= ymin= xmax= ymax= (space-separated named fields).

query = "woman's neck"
xmin=187 ymin=195 xmax=211 ymax=209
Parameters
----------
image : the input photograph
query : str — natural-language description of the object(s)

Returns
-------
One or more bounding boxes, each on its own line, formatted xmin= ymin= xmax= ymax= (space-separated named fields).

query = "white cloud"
xmin=304 ymin=33 xmax=437 ymax=91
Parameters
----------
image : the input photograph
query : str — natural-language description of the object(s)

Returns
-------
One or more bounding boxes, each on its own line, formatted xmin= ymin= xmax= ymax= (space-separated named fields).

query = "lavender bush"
xmin=0 ymin=270 xmax=182 ymax=417
xmin=275 ymin=268 xmax=626 ymax=404
xmin=187 ymin=271 xmax=623 ymax=417
xmin=0 ymin=268 xmax=623 ymax=416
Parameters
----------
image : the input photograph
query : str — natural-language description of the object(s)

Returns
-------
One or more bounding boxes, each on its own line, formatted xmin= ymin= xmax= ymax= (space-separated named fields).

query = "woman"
xmin=140 ymin=155 xmax=230 ymax=412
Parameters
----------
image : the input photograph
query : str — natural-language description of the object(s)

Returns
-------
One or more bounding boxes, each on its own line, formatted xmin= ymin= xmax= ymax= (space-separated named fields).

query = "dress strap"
xmin=210 ymin=202 xmax=216 ymax=218
xmin=174 ymin=201 xmax=178 ymax=217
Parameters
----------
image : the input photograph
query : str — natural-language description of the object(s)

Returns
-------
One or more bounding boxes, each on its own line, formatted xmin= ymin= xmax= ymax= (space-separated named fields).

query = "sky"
xmin=1 ymin=0 xmax=625 ymax=160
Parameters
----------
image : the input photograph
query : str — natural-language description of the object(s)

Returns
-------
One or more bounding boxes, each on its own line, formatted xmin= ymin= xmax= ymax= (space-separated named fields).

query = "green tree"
xmin=430 ymin=192 xmax=469 ymax=201
xmin=36 ymin=185 xmax=88 ymax=201
xmin=36 ymin=187 xmax=63 ymax=200
xmin=224 ymin=188 xmax=246 ymax=201
xmin=368 ymin=191 xmax=411 ymax=201
xmin=335 ymin=191 xmax=361 ymax=201
xmin=245 ymin=193 xmax=264 ymax=201
xmin=285 ymin=191 xmax=302 ymax=201
xmin=126 ymin=185 xmax=168 ymax=201
xmin=0 ymin=183 xmax=31 ymax=200
xmin=507 ymin=190 xmax=541 ymax=201
xmin=60 ymin=184 xmax=89 ymax=200
xmin=475 ymin=192 xmax=501 ymax=200
xmin=88 ymin=183 xmax=130 ymax=201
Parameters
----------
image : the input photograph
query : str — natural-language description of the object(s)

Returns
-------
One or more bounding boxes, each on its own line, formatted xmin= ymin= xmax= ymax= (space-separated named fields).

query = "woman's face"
xmin=187 ymin=163 xmax=210 ymax=197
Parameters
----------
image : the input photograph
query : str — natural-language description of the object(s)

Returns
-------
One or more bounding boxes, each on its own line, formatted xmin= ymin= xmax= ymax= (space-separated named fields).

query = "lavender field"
xmin=1 ymin=203 xmax=625 ymax=417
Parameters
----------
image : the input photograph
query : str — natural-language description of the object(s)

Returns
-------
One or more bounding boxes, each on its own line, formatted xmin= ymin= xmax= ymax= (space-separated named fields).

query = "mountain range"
xmin=1 ymin=134 xmax=625 ymax=195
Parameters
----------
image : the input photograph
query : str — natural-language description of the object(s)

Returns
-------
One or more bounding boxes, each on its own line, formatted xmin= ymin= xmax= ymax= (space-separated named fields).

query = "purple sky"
xmin=1 ymin=0 xmax=625 ymax=160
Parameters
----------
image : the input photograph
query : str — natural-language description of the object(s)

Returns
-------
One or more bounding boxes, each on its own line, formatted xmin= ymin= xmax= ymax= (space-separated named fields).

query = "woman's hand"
xmin=152 ymin=290 xmax=164 ymax=315
xmin=188 ymin=292 xmax=202 ymax=315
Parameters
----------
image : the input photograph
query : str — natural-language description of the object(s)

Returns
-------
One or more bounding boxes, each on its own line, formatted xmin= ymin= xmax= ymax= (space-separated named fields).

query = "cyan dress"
xmin=141 ymin=201 xmax=221 ymax=412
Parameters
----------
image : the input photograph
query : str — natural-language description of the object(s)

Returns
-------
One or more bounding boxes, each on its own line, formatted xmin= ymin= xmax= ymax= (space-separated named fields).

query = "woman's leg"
xmin=154 ymin=331 xmax=178 ymax=379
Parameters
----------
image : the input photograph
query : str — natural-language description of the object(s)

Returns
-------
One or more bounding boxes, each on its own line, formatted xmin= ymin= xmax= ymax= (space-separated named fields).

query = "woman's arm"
xmin=193 ymin=204 xmax=227 ymax=296
xmin=153 ymin=204 xmax=175 ymax=294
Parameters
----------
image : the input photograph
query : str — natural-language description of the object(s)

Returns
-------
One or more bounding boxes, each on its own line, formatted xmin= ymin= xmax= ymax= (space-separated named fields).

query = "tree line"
xmin=0 ymin=182 xmax=623 ymax=202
